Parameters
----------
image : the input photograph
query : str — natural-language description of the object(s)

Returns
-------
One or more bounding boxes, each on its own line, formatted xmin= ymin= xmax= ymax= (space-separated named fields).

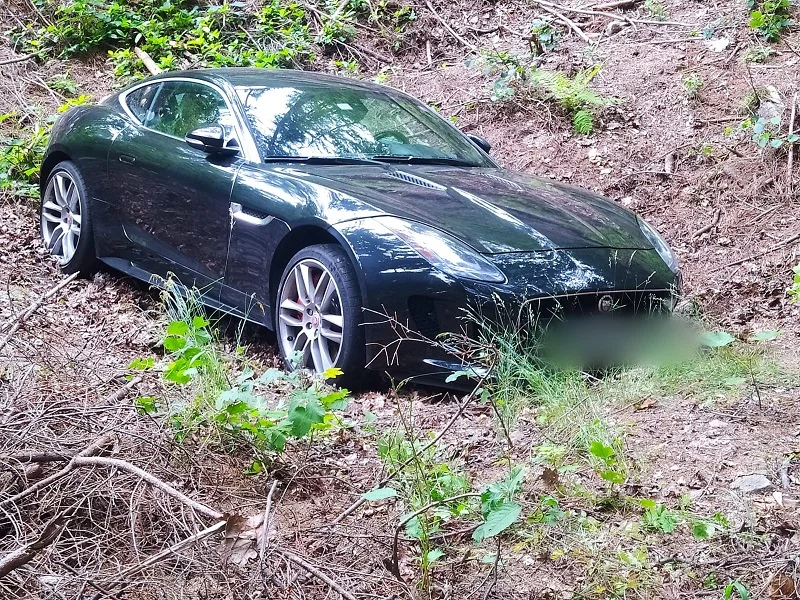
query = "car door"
xmin=109 ymin=79 xmax=244 ymax=293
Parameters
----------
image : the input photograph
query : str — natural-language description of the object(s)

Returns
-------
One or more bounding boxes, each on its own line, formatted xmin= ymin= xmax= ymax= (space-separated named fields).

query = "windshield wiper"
xmin=369 ymin=155 xmax=478 ymax=167
xmin=262 ymin=156 xmax=388 ymax=166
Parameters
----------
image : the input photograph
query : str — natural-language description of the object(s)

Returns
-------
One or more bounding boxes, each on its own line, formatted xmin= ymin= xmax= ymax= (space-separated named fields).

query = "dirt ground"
xmin=2 ymin=0 xmax=800 ymax=598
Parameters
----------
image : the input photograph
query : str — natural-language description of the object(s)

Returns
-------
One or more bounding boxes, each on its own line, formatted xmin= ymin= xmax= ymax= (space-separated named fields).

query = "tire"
xmin=275 ymin=244 xmax=365 ymax=386
xmin=40 ymin=160 xmax=96 ymax=275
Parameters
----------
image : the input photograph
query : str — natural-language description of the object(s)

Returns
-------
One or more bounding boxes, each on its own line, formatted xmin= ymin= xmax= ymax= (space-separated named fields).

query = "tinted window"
xmin=124 ymin=83 xmax=160 ymax=123
xmin=236 ymin=84 xmax=491 ymax=166
xmin=145 ymin=81 xmax=235 ymax=138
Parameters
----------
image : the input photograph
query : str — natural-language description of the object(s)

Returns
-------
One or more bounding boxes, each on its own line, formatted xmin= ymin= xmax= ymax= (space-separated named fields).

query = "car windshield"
xmin=236 ymin=84 xmax=492 ymax=167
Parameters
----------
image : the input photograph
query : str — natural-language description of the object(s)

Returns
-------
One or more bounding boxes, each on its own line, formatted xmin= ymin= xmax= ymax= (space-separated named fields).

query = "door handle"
xmin=230 ymin=202 xmax=274 ymax=226
xmin=119 ymin=154 xmax=136 ymax=164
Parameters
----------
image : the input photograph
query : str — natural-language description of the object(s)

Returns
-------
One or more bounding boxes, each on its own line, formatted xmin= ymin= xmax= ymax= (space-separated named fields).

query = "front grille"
xmin=386 ymin=171 xmax=446 ymax=190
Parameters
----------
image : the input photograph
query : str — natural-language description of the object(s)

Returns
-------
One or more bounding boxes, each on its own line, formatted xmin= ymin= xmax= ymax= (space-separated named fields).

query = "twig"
xmin=692 ymin=207 xmax=722 ymax=238
xmin=0 ymin=512 xmax=71 ymax=577
xmin=781 ymin=460 xmax=791 ymax=490
xmin=0 ymin=53 xmax=39 ymax=67
xmin=0 ymin=434 xmax=115 ymax=508
xmin=90 ymin=520 xmax=227 ymax=600
xmin=481 ymin=538 xmax=502 ymax=600
xmin=0 ymin=272 xmax=79 ymax=350
xmin=424 ymin=0 xmax=477 ymax=51
xmin=719 ymin=233 xmax=800 ymax=269
xmin=259 ymin=480 xmax=279 ymax=562
xmin=537 ymin=4 xmax=591 ymax=44
xmin=531 ymin=0 xmax=696 ymax=27
xmin=593 ymin=0 xmax=639 ymax=8
xmin=134 ymin=47 xmax=162 ymax=75
xmin=2 ymin=450 xmax=69 ymax=464
xmin=787 ymin=92 xmax=797 ymax=199
xmin=72 ymin=456 xmax=224 ymax=519
xmin=390 ymin=492 xmax=482 ymax=580
xmin=278 ymin=549 xmax=357 ymax=600
xmin=332 ymin=367 xmax=492 ymax=524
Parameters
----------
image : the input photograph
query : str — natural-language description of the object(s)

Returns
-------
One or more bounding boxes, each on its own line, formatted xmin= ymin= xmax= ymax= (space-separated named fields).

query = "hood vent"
xmin=386 ymin=170 xmax=446 ymax=190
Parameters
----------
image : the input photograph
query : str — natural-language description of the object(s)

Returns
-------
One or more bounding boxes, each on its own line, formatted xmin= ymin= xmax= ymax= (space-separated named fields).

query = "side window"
xmin=145 ymin=81 xmax=235 ymax=139
xmin=124 ymin=83 xmax=160 ymax=124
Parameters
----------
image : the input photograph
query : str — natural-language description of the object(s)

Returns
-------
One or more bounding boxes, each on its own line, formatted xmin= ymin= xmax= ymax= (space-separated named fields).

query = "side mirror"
xmin=185 ymin=124 xmax=239 ymax=157
xmin=467 ymin=133 xmax=491 ymax=154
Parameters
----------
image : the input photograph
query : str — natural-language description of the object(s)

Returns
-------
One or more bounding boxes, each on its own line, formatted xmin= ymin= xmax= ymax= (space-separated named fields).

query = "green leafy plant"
xmin=748 ymin=0 xmax=792 ymax=42
xmin=683 ymin=73 xmax=704 ymax=99
xmin=644 ymin=0 xmax=667 ymax=21
xmin=588 ymin=439 xmax=626 ymax=486
xmin=723 ymin=581 xmax=750 ymax=600
xmin=530 ymin=17 xmax=558 ymax=54
xmin=473 ymin=466 xmax=525 ymax=542
xmin=639 ymin=500 xmax=679 ymax=533
xmin=788 ymin=264 xmax=800 ymax=303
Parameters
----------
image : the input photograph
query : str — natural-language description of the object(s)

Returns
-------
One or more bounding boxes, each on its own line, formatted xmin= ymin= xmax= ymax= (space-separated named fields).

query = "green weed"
xmin=789 ymin=264 xmax=800 ymax=303
xmin=747 ymin=0 xmax=792 ymax=42
xmin=644 ymin=0 xmax=667 ymax=21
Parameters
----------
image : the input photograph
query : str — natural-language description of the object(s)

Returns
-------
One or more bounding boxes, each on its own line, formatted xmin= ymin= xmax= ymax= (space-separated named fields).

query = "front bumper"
xmin=336 ymin=220 xmax=680 ymax=385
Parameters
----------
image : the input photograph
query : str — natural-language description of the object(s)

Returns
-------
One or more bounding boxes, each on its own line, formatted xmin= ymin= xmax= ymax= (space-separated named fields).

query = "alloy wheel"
xmin=41 ymin=171 xmax=82 ymax=265
xmin=278 ymin=258 xmax=345 ymax=373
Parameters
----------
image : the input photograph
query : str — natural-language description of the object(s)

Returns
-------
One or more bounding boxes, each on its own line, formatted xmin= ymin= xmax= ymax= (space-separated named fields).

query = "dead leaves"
xmin=768 ymin=573 xmax=798 ymax=600
xmin=220 ymin=512 xmax=275 ymax=567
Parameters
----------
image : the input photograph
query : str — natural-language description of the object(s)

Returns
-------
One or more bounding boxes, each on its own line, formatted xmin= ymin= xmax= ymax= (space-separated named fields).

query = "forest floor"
xmin=2 ymin=0 xmax=800 ymax=598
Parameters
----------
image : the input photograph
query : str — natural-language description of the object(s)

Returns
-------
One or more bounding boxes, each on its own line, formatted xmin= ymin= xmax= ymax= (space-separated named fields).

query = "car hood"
xmin=291 ymin=165 xmax=652 ymax=254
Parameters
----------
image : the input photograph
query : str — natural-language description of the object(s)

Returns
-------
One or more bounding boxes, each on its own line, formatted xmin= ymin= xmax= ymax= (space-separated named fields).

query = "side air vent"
xmin=386 ymin=170 xmax=446 ymax=190
xmin=241 ymin=206 xmax=271 ymax=220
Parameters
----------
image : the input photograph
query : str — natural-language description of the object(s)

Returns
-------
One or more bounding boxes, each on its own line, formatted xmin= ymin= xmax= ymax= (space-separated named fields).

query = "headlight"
xmin=638 ymin=218 xmax=678 ymax=273
xmin=374 ymin=216 xmax=506 ymax=283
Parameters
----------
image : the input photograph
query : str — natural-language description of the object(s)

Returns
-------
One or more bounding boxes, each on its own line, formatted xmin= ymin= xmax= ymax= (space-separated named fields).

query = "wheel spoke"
xmin=42 ymin=212 xmax=61 ymax=224
xmin=62 ymin=226 xmax=75 ymax=259
xmin=279 ymin=312 xmax=303 ymax=327
xmin=310 ymin=337 xmax=324 ymax=372
xmin=54 ymin=174 xmax=69 ymax=207
xmin=281 ymin=297 xmax=305 ymax=312
xmin=71 ymin=213 xmax=81 ymax=225
xmin=43 ymin=200 xmax=61 ymax=212
xmin=320 ymin=313 xmax=343 ymax=328
xmin=70 ymin=223 xmax=81 ymax=235
xmin=317 ymin=337 xmax=334 ymax=371
xmin=67 ymin=187 xmax=79 ymax=212
xmin=313 ymin=271 xmax=330 ymax=305
xmin=319 ymin=327 xmax=342 ymax=343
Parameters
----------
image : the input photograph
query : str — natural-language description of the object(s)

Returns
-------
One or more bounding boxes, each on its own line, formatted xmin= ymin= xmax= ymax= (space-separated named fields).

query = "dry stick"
xmin=332 ymin=369 xmax=492 ymax=524
xmin=134 ymin=47 xmax=162 ymax=75
xmin=481 ymin=538 xmax=502 ymax=600
xmin=592 ymin=0 xmax=640 ymax=9
xmin=0 ymin=272 xmax=79 ymax=349
xmin=692 ymin=207 xmax=722 ymax=238
xmin=424 ymin=0 xmax=477 ymax=51
xmin=259 ymin=480 xmax=280 ymax=562
xmin=89 ymin=520 xmax=227 ymax=600
xmin=0 ymin=434 xmax=115 ymax=509
xmin=531 ymin=0 xmax=696 ymax=27
xmin=278 ymin=549 xmax=357 ymax=600
xmin=2 ymin=451 xmax=69 ymax=464
xmin=720 ymin=233 xmax=800 ymax=270
xmin=0 ymin=512 xmax=71 ymax=577
xmin=0 ymin=53 xmax=38 ymax=67
xmin=787 ymin=92 xmax=798 ymax=200
xmin=390 ymin=492 xmax=482 ymax=580
xmin=72 ymin=456 xmax=223 ymax=519
xmin=537 ymin=4 xmax=591 ymax=44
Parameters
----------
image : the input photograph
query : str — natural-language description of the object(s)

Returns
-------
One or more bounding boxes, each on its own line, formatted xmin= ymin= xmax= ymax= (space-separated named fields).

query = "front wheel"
xmin=275 ymin=244 xmax=365 ymax=385
xmin=40 ymin=161 xmax=95 ymax=274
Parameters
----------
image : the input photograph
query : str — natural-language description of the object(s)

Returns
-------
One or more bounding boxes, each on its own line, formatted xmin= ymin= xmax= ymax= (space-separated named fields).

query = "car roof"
xmin=139 ymin=67 xmax=391 ymax=93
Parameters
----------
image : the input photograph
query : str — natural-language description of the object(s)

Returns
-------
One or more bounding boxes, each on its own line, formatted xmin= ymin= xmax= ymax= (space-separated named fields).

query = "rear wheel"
xmin=275 ymin=244 xmax=364 ymax=385
xmin=40 ymin=161 xmax=95 ymax=274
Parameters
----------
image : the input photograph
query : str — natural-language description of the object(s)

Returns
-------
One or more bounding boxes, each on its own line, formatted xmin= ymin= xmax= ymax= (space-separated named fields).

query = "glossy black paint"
xmin=41 ymin=68 xmax=679 ymax=384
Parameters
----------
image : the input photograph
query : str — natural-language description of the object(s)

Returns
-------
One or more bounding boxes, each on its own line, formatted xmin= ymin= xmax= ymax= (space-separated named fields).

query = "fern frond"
xmin=573 ymin=109 xmax=594 ymax=135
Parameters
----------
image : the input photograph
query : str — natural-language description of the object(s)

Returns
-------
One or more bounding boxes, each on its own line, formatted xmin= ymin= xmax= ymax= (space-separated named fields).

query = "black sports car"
xmin=40 ymin=68 xmax=679 ymax=385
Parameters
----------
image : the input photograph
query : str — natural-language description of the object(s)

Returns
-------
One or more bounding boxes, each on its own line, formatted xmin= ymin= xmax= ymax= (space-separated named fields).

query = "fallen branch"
xmin=531 ymin=0 xmax=696 ymax=27
xmin=692 ymin=207 xmax=722 ymax=238
xmin=259 ymin=480 xmax=280 ymax=562
xmin=0 ymin=512 xmax=71 ymax=577
xmin=788 ymin=92 xmax=797 ymax=199
xmin=134 ymin=47 xmax=162 ymax=75
xmin=278 ymin=549 xmax=357 ymax=600
xmin=0 ymin=272 xmax=79 ymax=351
xmin=0 ymin=434 xmax=115 ymax=508
xmin=537 ymin=3 xmax=591 ymax=44
xmin=89 ymin=519 xmax=227 ymax=600
xmin=424 ymin=0 xmax=477 ymax=51
xmin=719 ymin=233 xmax=800 ymax=269
xmin=593 ymin=0 xmax=640 ymax=9
xmin=72 ymin=456 xmax=223 ymax=519
xmin=2 ymin=450 xmax=69 ymax=464
xmin=0 ymin=53 xmax=39 ymax=67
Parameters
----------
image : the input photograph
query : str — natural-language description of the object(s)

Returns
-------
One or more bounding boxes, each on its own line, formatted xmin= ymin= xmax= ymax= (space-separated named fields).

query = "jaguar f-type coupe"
xmin=40 ymin=68 xmax=679 ymax=385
